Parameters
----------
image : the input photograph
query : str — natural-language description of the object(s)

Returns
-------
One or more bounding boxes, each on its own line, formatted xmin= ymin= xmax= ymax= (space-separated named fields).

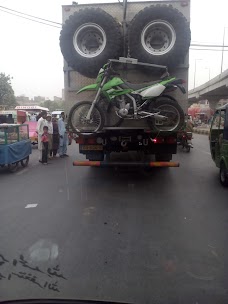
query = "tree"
xmin=0 ymin=73 xmax=17 ymax=108
xmin=40 ymin=100 xmax=64 ymax=112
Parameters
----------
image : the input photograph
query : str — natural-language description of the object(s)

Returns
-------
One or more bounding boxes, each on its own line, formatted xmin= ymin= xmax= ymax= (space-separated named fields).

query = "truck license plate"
xmin=80 ymin=145 xmax=103 ymax=151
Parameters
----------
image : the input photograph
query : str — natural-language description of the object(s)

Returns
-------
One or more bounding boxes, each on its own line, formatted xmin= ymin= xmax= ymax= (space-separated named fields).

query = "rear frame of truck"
xmin=61 ymin=1 xmax=190 ymax=168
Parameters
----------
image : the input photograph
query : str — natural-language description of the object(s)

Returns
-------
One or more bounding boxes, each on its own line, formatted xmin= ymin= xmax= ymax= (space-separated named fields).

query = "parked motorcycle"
xmin=177 ymin=131 xmax=193 ymax=152
xmin=68 ymin=58 xmax=186 ymax=135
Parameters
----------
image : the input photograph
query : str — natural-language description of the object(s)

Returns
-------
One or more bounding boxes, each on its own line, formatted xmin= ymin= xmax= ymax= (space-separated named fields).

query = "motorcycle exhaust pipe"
xmin=153 ymin=114 xmax=168 ymax=121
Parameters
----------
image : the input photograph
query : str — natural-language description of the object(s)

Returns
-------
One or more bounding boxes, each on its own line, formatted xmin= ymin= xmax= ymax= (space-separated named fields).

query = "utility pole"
xmin=221 ymin=27 xmax=227 ymax=74
xmin=194 ymin=59 xmax=202 ymax=89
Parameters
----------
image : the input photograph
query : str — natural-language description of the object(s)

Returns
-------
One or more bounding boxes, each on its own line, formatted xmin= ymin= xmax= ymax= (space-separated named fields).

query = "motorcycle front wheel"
xmin=68 ymin=101 xmax=105 ymax=134
xmin=147 ymin=97 xmax=185 ymax=132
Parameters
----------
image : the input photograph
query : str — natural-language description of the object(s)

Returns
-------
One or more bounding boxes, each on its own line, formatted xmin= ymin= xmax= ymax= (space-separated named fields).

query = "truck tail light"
xmin=151 ymin=137 xmax=164 ymax=144
xmin=166 ymin=137 xmax=176 ymax=144
xmin=76 ymin=137 xmax=85 ymax=144
xmin=87 ymin=138 xmax=97 ymax=144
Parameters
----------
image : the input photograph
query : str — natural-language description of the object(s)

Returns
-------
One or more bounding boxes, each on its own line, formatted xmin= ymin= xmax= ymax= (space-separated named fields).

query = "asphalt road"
xmin=0 ymin=134 xmax=228 ymax=304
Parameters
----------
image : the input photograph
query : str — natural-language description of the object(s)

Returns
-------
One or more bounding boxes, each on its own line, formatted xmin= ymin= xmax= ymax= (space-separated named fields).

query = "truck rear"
xmin=60 ymin=0 xmax=190 ymax=167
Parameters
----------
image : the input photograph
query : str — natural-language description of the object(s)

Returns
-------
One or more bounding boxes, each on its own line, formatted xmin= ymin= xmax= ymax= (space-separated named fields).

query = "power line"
xmin=0 ymin=5 xmax=61 ymax=25
xmin=191 ymin=43 xmax=228 ymax=47
xmin=0 ymin=9 xmax=61 ymax=28
xmin=190 ymin=48 xmax=228 ymax=51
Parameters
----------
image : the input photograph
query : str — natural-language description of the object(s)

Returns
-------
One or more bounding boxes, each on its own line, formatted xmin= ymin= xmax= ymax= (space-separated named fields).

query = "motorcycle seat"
xmin=119 ymin=79 xmax=161 ymax=91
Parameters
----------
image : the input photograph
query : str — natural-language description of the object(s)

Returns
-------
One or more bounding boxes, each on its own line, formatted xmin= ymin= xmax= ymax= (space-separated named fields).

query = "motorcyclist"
xmin=177 ymin=116 xmax=193 ymax=147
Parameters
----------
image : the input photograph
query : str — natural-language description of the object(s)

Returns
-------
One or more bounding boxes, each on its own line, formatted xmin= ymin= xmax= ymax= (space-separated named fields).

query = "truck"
xmin=60 ymin=0 xmax=191 ymax=168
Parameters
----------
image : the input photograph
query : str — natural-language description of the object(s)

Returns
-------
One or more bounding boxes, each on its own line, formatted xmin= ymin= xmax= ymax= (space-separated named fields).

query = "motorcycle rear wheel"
xmin=185 ymin=145 xmax=191 ymax=153
xmin=69 ymin=101 xmax=105 ymax=134
xmin=147 ymin=96 xmax=185 ymax=132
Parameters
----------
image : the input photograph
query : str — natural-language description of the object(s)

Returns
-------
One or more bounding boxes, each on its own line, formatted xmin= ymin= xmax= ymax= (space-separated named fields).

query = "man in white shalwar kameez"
xmin=36 ymin=111 xmax=47 ymax=162
xmin=58 ymin=112 xmax=68 ymax=158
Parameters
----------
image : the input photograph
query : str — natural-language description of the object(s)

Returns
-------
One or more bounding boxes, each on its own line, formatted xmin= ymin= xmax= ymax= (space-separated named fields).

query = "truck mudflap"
xmin=73 ymin=161 xmax=180 ymax=168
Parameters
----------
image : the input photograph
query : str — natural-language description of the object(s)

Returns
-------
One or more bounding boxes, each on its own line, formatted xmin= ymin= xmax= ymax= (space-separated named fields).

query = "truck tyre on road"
xmin=220 ymin=162 xmax=228 ymax=187
xmin=128 ymin=5 xmax=191 ymax=68
xmin=60 ymin=8 xmax=122 ymax=78
xmin=155 ymin=154 xmax=172 ymax=162
xmin=69 ymin=101 xmax=105 ymax=134
xmin=147 ymin=96 xmax=185 ymax=132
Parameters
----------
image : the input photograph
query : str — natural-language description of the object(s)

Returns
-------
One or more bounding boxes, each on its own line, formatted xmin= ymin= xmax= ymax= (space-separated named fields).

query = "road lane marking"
xmin=25 ymin=204 xmax=38 ymax=208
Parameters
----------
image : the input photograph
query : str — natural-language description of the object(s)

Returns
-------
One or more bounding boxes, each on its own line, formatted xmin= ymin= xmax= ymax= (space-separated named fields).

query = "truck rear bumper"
xmin=73 ymin=161 xmax=180 ymax=168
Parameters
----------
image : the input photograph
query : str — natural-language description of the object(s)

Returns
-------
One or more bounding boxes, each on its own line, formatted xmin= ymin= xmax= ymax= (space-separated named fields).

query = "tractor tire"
xmin=128 ymin=4 xmax=191 ymax=68
xmin=60 ymin=8 xmax=122 ymax=78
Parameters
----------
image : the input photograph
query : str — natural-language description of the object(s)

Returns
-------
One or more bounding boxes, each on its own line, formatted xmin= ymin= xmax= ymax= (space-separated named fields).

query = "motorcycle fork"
xmin=86 ymin=75 xmax=108 ymax=120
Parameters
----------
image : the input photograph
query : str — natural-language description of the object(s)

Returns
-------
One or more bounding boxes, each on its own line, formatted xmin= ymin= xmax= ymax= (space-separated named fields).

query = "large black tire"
xmin=147 ymin=96 xmax=185 ymax=132
xmin=220 ymin=162 xmax=228 ymax=187
xmin=60 ymin=8 xmax=122 ymax=78
xmin=68 ymin=101 xmax=105 ymax=135
xmin=128 ymin=5 xmax=191 ymax=68
xmin=155 ymin=154 xmax=172 ymax=162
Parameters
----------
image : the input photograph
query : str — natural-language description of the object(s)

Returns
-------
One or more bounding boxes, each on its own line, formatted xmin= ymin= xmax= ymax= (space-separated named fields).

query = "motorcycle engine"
xmin=118 ymin=108 xmax=129 ymax=117
xmin=117 ymin=97 xmax=130 ymax=118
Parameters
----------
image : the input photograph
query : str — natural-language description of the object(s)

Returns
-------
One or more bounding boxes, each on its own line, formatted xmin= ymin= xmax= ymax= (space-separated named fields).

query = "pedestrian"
xmin=36 ymin=111 xmax=47 ymax=162
xmin=41 ymin=126 xmax=49 ymax=165
xmin=58 ymin=112 xmax=68 ymax=158
xmin=46 ymin=114 xmax=53 ymax=158
xmin=31 ymin=113 xmax=37 ymax=121
xmin=36 ymin=112 xmax=42 ymax=121
xmin=50 ymin=115 xmax=59 ymax=157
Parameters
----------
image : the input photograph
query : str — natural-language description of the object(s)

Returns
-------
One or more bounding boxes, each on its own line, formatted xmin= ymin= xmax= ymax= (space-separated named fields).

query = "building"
xmin=34 ymin=96 xmax=46 ymax=103
xmin=54 ymin=96 xmax=62 ymax=102
xmin=16 ymin=95 xmax=30 ymax=105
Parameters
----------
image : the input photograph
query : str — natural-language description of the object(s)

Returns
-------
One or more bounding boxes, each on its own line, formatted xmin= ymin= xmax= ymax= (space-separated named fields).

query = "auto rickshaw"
xmin=209 ymin=104 xmax=228 ymax=186
xmin=0 ymin=124 xmax=32 ymax=172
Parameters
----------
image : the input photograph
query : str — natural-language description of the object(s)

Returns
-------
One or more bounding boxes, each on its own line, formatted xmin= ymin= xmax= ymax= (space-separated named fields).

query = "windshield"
xmin=1 ymin=0 xmax=228 ymax=303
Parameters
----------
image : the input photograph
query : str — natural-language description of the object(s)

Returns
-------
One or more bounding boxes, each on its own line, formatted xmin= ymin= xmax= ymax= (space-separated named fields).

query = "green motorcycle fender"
xmin=77 ymin=77 xmax=124 ymax=94
xmin=102 ymin=77 xmax=124 ymax=91
xmin=77 ymin=84 xmax=98 ymax=94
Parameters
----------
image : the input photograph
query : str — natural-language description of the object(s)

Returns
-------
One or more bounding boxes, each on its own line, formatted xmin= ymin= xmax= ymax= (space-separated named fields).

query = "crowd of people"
xmin=36 ymin=110 xmax=68 ymax=165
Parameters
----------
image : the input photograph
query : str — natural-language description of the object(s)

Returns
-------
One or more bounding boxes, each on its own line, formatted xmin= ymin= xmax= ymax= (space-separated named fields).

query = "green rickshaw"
xmin=209 ymin=104 xmax=228 ymax=187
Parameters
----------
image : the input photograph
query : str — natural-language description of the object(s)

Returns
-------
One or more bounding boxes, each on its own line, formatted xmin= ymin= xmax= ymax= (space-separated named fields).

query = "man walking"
xmin=36 ymin=111 xmax=47 ymax=162
xmin=46 ymin=114 xmax=53 ymax=158
xmin=58 ymin=112 xmax=68 ymax=158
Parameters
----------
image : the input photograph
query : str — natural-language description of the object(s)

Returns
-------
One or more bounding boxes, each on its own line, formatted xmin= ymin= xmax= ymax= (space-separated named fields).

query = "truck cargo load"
xmin=60 ymin=0 xmax=191 ymax=166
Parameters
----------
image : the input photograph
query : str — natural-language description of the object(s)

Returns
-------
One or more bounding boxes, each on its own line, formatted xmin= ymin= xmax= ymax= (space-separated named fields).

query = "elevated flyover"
xmin=188 ymin=69 xmax=228 ymax=109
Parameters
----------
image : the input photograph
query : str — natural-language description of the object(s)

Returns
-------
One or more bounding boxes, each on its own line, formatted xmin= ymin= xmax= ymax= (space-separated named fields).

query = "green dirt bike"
xmin=68 ymin=58 xmax=186 ymax=135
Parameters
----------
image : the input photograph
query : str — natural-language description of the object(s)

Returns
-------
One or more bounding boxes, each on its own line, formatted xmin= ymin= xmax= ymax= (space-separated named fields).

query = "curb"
xmin=193 ymin=128 xmax=210 ymax=135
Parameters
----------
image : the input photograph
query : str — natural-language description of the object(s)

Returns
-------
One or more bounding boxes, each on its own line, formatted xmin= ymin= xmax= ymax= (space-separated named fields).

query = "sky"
xmin=0 ymin=0 xmax=228 ymax=99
